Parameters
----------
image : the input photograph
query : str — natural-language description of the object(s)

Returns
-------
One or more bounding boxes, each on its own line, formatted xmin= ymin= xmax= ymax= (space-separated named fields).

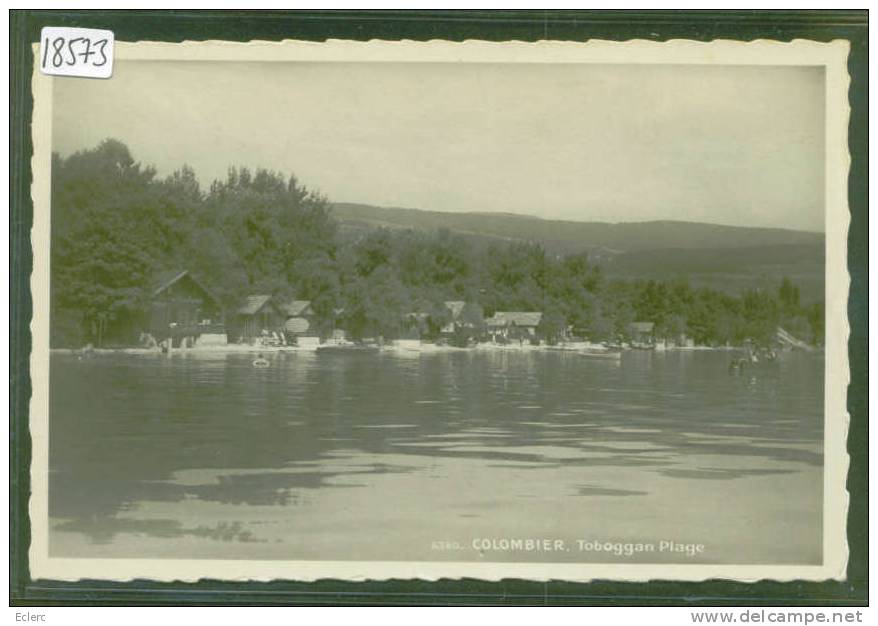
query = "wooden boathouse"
xmin=229 ymin=295 xmax=285 ymax=344
xmin=485 ymin=311 xmax=543 ymax=342
xmin=148 ymin=270 xmax=225 ymax=347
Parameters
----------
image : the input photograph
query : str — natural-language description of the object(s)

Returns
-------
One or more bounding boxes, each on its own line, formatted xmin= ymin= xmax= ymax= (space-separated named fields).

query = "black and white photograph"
xmin=26 ymin=37 xmax=851 ymax=583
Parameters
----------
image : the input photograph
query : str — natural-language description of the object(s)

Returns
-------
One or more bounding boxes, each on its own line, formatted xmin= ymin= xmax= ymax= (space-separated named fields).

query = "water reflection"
xmin=49 ymin=349 xmax=824 ymax=563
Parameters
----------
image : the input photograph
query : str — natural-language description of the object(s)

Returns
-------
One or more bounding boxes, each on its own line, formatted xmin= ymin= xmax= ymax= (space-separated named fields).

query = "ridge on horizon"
xmin=330 ymin=200 xmax=825 ymax=302
xmin=331 ymin=201 xmax=825 ymax=236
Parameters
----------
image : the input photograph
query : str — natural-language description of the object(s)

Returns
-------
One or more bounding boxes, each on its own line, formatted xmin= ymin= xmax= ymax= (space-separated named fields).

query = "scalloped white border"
xmin=28 ymin=37 xmax=851 ymax=583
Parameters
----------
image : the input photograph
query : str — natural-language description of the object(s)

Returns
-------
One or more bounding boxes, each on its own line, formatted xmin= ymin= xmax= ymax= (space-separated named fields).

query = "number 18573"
xmin=39 ymin=27 xmax=114 ymax=79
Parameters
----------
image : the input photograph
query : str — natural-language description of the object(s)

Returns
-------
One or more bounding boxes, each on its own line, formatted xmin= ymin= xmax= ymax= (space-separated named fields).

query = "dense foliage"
xmin=51 ymin=140 xmax=824 ymax=348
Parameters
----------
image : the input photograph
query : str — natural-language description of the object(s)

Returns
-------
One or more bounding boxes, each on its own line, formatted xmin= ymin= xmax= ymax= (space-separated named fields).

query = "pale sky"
xmin=53 ymin=61 xmax=825 ymax=231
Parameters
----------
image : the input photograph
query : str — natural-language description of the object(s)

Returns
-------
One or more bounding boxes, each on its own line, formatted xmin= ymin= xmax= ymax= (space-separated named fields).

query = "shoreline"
xmin=50 ymin=342 xmax=744 ymax=356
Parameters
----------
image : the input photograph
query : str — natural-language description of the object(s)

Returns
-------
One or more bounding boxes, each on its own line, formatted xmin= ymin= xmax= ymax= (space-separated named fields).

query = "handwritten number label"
xmin=39 ymin=27 xmax=114 ymax=78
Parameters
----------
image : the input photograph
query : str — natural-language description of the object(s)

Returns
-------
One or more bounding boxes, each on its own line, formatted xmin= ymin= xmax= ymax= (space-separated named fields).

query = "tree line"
xmin=50 ymin=140 xmax=824 ymax=348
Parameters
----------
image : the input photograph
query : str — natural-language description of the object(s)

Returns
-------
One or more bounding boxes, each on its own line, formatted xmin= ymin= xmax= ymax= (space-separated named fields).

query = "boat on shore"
xmin=578 ymin=349 xmax=623 ymax=360
xmin=630 ymin=342 xmax=655 ymax=350
xmin=316 ymin=343 xmax=380 ymax=353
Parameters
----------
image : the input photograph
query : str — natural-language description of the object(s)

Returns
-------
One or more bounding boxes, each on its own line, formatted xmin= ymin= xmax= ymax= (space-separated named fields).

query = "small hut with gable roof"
xmin=147 ymin=269 xmax=224 ymax=347
xmin=628 ymin=321 xmax=655 ymax=346
xmin=229 ymin=294 xmax=285 ymax=344
xmin=279 ymin=299 xmax=316 ymax=340
xmin=485 ymin=311 xmax=543 ymax=342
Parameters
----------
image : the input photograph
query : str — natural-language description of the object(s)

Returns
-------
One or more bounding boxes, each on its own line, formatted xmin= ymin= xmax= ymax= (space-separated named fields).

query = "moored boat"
xmin=316 ymin=343 xmax=379 ymax=353
xmin=579 ymin=349 xmax=622 ymax=360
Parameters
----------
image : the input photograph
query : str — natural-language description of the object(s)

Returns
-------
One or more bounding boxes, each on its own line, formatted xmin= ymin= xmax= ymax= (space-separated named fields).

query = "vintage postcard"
xmin=28 ymin=37 xmax=850 ymax=582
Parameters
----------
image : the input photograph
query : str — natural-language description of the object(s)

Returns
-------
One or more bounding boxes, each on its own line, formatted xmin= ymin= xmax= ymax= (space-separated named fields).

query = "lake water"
xmin=48 ymin=348 xmax=824 ymax=564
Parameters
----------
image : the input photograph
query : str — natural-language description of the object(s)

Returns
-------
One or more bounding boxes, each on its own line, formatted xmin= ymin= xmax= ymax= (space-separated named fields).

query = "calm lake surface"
xmin=49 ymin=348 xmax=824 ymax=564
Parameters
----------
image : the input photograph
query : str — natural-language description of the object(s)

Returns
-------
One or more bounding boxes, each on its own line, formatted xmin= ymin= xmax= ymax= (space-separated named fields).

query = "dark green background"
xmin=9 ymin=9 xmax=868 ymax=606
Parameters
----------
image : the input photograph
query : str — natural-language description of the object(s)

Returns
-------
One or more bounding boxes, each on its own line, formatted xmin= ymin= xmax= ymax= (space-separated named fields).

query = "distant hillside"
xmin=331 ymin=202 xmax=824 ymax=255
xmin=607 ymin=244 xmax=825 ymax=302
xmin=331 ymin=202 xmax=825 ymax=301
xmin=609 ymin=243 xmax=824 ymax=275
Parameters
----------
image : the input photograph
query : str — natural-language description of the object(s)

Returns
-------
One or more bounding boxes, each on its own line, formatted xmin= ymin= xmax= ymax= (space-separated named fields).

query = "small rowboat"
xmin=316 ymin=344 xmax=379 ymax=353
xmin=579 ymin=350 xmax=622 ymax=360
